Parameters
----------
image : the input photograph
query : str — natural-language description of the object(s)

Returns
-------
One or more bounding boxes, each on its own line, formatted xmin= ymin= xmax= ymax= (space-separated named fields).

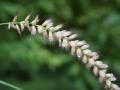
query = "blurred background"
xmin=0 ymin=0 xmax=120 ymax=90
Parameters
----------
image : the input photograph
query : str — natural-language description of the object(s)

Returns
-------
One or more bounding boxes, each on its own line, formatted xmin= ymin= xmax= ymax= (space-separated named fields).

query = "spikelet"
xmin=20 ymin=21 xmax=24 ymax=31
xmin=42 ymin=19 xmax=52 ymax=26
xmin=8 ymin=15 xmax=18 ymax=29
xmin=30 ymin=26 xmax=37 ymax=35
xmin=24 ymin=14 xmax=32 ymax=27
xmin=31 ymin=15 xmax=39 ymax=25
xmin=12 ymin=15 xmax=18 ymax=22
xmin=68 ymin=33 xmax=78 ymax=40
xmin=46 ymin=22 xmax=53 ymax=29
xmin=37 ymin=25 xmax=44 ymax=34
xmin=54 ymin=24 xmax=63 ymax=31
xmin=62 ymin=38 xmax=69 ymax=50
xmin=48 ymin=31 xmax=54 ymax=42
xmin=8 ymin=23 xmax=11 ymax=30
xmin=76 ymin=48 xmax=82 ymax=58
xmin=24 ymin=13 xmax=31 ymax=21
xmin=15 ymin=24 xmax=21 ymax=35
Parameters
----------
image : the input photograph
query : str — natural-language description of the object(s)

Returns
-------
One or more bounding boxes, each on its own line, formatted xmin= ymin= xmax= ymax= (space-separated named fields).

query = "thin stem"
xmin=0 ymin=22 xmax=11 ymax=26
xmin=0 ymin=80 xmax=22 ymax=90
xmin=0 ymin=21 xmax=42 ymax=27
xmin=0 ymin=22 xmax=21 ymax=26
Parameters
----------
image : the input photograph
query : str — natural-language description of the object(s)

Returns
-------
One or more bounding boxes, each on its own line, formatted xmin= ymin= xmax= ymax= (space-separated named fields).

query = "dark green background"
xmin=0 ymin=0 xmax=120 ymax=90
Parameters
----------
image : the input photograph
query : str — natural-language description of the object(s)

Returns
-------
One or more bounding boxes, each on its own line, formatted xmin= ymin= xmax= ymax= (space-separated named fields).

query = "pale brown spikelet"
xmin=20 ymin=21 xmax=24 ymax=31
xmin=54 ymin=24 xmax=63 ymax=31
xmin=24 ymin=13 xmax=32 ymax=21
xmin=62 ymin=38 xmax=69 ymax=49
xmin=76 ymin=48 xmax=82 ymax=58
xmin=46 ymin=22 xmax=53 ymax=29
xmin=30 ymin=26 xmax=37 ymax=35
xmin=15 ymin=24 xmax=21 ymax=35
xmin=37 ymin=25 xmax=44 ymax=34
xmin=13 ymin=15 xmax=18 ymax=22
xmin=68 ymin=33 xmax=78 ymax=40
xmin=31 ymin=15 xmax=39 ymax=25
xmin=8 ymin=23 xmax=11 ymax=30
xmin=42 ymin=19 xmax=52 ymax=26
xmin=48 ymin=31 xmax=54 ymax=42
xmin=63 ymin=30 xmax=72 ymax=37
xmin=8 ymin=15 xmax=18 ymax=30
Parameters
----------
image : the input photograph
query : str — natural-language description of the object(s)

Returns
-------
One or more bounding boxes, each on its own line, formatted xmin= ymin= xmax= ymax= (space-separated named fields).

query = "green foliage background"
xmin=0 ymin=0 xmax=120 ymax=90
